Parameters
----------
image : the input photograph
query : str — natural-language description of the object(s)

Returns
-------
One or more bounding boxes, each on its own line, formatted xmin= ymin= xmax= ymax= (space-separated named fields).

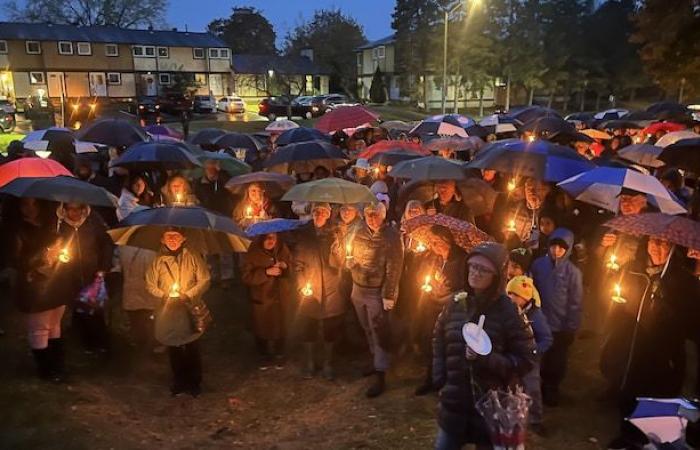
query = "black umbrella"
xmin=396 ymin=177 xmax=497 ymax=217
xmin=370 ymin=150 xmax=423 ymax=167
xmin=507 ymin=106 xmax=561 ymax=126
xmin=187 ymin=128 xmax=227 ymax=146
xmin=108 ymin=206 xmax=250 ymax=254
xmin=76 ymin=119 xmax=148 ymax=148
xmin=519 ymin=116 xmax=576 ymax=137
xmin=465 ymin=124 xmax=489 ymax=139
xmin=0 ymin=176 xmax=117 ymax=207
xmin=598 ymin=120 xmax=643 ymax=131
xmin=225 ymin=172 xmax=296 ymax=198
xmin=275 ymin=127 xmax=329 ymax=146
xmin=647 ymin=102 xmax=689 ymax=118
xmin=658 ymin=138 xmax=700 ymax=172
xmin=622 ymin=111 xmax=656 ymax=121
xmin=264 ymin=140 xmax=348 ymax=174
xmin=390 ymin=155 xmax=468 ymax=181
xmin=112 ymin=142 xmax=202 ymax=171
xmin=213 ymin=132 xmax=264 ymax=152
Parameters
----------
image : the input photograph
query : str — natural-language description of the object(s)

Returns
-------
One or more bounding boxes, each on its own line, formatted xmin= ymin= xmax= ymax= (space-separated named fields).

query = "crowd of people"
xmin=2 ymin=107 xmax=700 ymax=450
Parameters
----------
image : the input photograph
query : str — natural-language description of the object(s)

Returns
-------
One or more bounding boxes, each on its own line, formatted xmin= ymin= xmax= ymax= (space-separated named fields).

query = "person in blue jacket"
xmin=531 ymin=227 xmax=583 ymax=407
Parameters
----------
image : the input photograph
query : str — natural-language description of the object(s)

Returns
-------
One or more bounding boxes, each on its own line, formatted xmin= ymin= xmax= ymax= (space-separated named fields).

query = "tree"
xmin=369 ymin=67 xmax=387 ymax=103
xmin=283 ymin=9 xmax=365 ymax=95
xmin=3 ymin=0 xmax=167 ymax=28
xmin=208 ymin=7 xmax=277 ymax=55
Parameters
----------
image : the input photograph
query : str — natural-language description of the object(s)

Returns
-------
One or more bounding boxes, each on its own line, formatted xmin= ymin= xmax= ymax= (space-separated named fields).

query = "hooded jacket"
xmin=530 ymin=228 xmax=583 ymax=332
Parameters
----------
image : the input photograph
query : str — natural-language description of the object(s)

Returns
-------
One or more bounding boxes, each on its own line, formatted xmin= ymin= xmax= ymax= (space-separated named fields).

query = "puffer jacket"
xmin=347 ymin=222 xmax=404 ymax=301
xmin=530 ymin=227 xmax=583 ymax=332
xmin=423 ymin=195 xmax=475 ymax=224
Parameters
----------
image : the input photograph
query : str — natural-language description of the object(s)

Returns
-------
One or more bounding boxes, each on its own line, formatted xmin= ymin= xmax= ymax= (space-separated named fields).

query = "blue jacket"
xmin=523 ymin=302 xmax=553 ymax=355
xmin=531 ymin=228 xmax=583 ymax=333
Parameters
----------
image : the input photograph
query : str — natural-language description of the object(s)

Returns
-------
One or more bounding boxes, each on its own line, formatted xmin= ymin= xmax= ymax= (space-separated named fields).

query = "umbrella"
xmin=246 ymin=218 xmax=304 ymax=237
xmin=403 ymin=214 xmax=492 ymax=253
xmin=628 ymin=398 xmax=699 ymax=445
xmin=314 ymin=105 xmax=379 ymax=133
xmin=76 ymin=118 xmax=148 ymax=148
xmin=22 ymin=127 xmax=75 ymax=151
xmin=409 ymin=114 xmax=475 ymax=137
xmin=655 ymin=130 xmax=700 ymax=148
xmin=275 ymin=127 xmax=329 ymax=146
xmin=506 ymin=105 xmax=560 ymax=125
xmin=557 ymin=167 xmax=687 ymax=215
xmin=658 ymin=138 xmax=700 ymax=172
xmin=225 ymin=172 xmax=296 ymax=198
xmin=379 ymin=120 xmax=413 ymax=131
xmin=642 ymin=122 xmax=686 ymax=137
xmin=464 ymin=124 xmax=489 ymax=139
xmin=197 ymin=151 xmax=251 ymax=177
xmin=624 ymin=111 xmax=657 ymax=121
xmin=390 ymin=155 xmax=467 ymax=181
xmin=424 ymin=136 xmax=483 ymax=153
xmin=112 ymin=142 xmax=202 ymax=171
xmin=580 ymin=129 xmax=612 ymax=140
xmin=108 ymin=206 xmax=250 ymax=254
xmin=594 ymin=108 xmax=629 ymax=120
xmin=397 ymin=178 xmax=497 ymax=218
xmin=144 ymin=124 xmax=183 ymax=140
xmin=466 ymin=139 xmax=595 ymax=182
xmin=74 ymin=141 xmax=108 ymax=154
xmin=479 ymin=114 xmax=518 ymax=134
xmin=605 ymin=213 xmax=700 ymax=251
xmin=0 ymin=176 xmax=117 ymax=207
xmin=358 ymin=140 xmax=429 ymax=160
xmin=265 ymin=119 xmax=299 ymax=133
xmin=281 ymin=177 xmax=376 ymax=204
xmin=213 ymin=132 xmax=264 ymax=152
xmin=617 ymin=144 xmax=665 ymax=168
xmin=598 ymin=120 xmax=644 ymax=130
xmin=519 ymin=116 xmax=577 ymax=138
xmin=0 ymin=157 xmax=72 ymax=187
xmin=647 ymin=102 xmax=689 ymax=118
xmin=187 ymin=128 xmax=227 ymax=146
xmin=370 ymin=150 xmax=424 ymax=167
xmin=264 ymin=140 xmax=348 ymax=174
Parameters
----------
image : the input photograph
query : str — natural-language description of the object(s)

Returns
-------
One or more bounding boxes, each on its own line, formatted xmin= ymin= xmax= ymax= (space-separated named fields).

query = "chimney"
xmin=300 ymin=47 xmax=313 ymax=62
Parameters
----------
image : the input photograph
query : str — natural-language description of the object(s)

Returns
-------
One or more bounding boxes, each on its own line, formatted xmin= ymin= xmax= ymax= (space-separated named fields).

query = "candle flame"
xmin=175 ymin=193 xmax=182 ymax=203
xmin=507 ymin=179 xmax=516 ymax=192
xmin=58 ymin=247 xmax=71 ymax=263
xmin=507 ymin=218 xmax=517 ymax=232
xmin=245 ymin=206 xmax=253 ymax=219
xmin=169 ymin=282 xmax=180 ymax=298
xmin=301 ymin=281 xmax=314 ymax=297
xmin=345 ymin=242 xmax=353 ymax=258
xmin=606 ymin=254 xmax=620 ymax=270
xmin=612 ymin=283 xmax=626 ymax=304
xmin=415 ymin=241 xmax=427 ymax=253
xmin=421 ymin=275 xmax=433 ymax=293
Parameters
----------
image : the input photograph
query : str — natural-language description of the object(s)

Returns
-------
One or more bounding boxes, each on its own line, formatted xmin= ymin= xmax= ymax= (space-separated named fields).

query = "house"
xmin=355 ymin=33 xmax=497 ymax=110
xmin=231 ymin=53 xmax=330 ymax=100
xmin=0 ymin=22 xmax=234 ymax=102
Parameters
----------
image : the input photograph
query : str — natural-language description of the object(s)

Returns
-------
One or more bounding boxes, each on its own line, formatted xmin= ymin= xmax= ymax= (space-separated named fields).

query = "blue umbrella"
xmin=264 ymin=140 xmax=348 ymax=174
xmin=628 ymin=398 xmax=699 ymax=445
xmin=76 ymin=118 xmax=148 ymax=148
xmin=112 ymin=142 xmax=202 ymax=171
xmin=409 ymin=114 xmax=476 ymax=136
xmin=466 ymin=139 xmax=594 ymax=182
xmin=275 ymin=127 xmax=329 ymax=146
xmin=213 ymin=132 xmax=264 ymax=152
xmin=246 ymin=218 xmax=304 ymax=237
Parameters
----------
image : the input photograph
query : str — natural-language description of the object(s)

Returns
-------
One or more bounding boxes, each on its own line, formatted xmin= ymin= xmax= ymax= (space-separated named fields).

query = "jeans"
xmin=351 ymin=284 xmax=390 ymax=372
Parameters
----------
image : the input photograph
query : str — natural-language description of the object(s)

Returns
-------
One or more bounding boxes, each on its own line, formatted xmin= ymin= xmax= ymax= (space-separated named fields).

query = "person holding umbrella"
xmin=233 ymin=182 xmax=280 ymax=229
xmin=346 ymin=202 xmax=404 ymax=398
xmin=424 ymin=180 xmax=475 ymax=224
xmin=145 ymin=228 xmax=211 ymax=397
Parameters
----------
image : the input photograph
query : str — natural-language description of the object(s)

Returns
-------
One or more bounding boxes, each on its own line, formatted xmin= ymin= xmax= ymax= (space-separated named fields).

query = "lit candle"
xmin=506 ymin=218 xmax=517 ymax=232
xmin=301 ymin=281 xmax=314 ymax=297
xmin=245 ymin=206 xmax=253 ymax=219
xmin=169 ymin=282 xmax=180 ymax=298
xmin=58 ymin=247 xmax=71 ymax=263
xmin=175 ymin=193 xmax=182 ymax=204
xmin=527 ymin=135 xmax=536 ymax=143
xmin=606 ymin=254 xmax=620 ymax=271
xmin=415 ymin=241 xmax=427 ymax=253
xmin=421 ymin=275 xmax=433 ymax=293
xmin=611 ymin=283 xmax=626 ymax=304
xmin=507 ymin=179 xmax=517 ymax=192
xmin=373 ymin=167 xmax=380 ymax=176
xmin=345 ymin=242 xmax=353 ymax=260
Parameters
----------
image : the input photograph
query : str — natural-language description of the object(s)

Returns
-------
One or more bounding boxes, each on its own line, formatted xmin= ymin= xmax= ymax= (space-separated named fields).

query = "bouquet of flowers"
xmin=476 ymin=387 xmax=532 ymax=450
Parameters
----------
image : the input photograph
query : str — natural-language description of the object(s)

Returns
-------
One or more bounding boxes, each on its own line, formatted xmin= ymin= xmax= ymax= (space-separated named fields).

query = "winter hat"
xmin=506 ymin=275 xmax=541 ymax=307
xmin=370 ymin=180 xmax=389 ymax=195
xmin=509 ymin=247 xmax=533 ymax=273
xmin=467 ymin=242 xmax=508 ymax=297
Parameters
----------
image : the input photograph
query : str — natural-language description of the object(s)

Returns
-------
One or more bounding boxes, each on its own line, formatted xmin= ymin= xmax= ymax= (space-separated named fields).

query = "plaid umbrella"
xmin=403 ymin=213 xmax=492 ymax=252
xmin=314 ymin=105 xmax=379 ymax=133
xmin=617 ymin=144 xmax=665 ymax=168
xmin=358 ymin=140 xmax=429 ymax=160
xmin=658 ymin=138 xmax=700 ymax=172
xmin=605 ymin=213 xmax=700 ymax=251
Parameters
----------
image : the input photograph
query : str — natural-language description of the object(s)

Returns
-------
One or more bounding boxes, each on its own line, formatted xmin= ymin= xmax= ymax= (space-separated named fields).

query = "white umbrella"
xmin=655 ymin=130 xmax=700 ymax=148
xmin=628 ymin=398 xmax=699 ymax=445
xmin=617 ymin=144 xmax=665 ymax=168
xmin=265 ymin=119 xmax=299 ymax=132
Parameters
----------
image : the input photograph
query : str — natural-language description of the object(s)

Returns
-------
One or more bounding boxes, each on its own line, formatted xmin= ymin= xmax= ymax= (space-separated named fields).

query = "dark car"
xmin=129 ymin=96 xmax=161 ymax=117
xmin=66 ymin=98 xmax=98 ymax=128
xmin=24 ymin=95 xmax=56 ymax=126
xmin=258 ymin=96 xmax=311 ymax=120
xmin=158 ymin=93 xmax=194 ymax=115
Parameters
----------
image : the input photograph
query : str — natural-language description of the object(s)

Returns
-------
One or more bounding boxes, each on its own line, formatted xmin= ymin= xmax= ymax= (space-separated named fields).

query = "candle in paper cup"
xmin=301 ymin=281 xmax=314 ymax=297
xmin=611 ymin=283 xmax=626 ymax=304
xmin=606 ymin=254 xmax=620 ymax=271
xmin=415 ymin=241 xmax=427 ymax=253
xmin=245 ymin=206 xmax=253 ymax=219
xmin=507 ymin=179 xmax=517 ymax=192
xmin=58 ymin=247 xmax=71 ymax=263
xmin=506 ymin=218 xmax=517 ymax=232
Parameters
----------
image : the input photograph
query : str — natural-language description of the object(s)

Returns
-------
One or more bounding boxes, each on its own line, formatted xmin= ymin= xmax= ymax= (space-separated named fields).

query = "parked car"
xmin=217 ymin=95 xmax=246 ymax=113
xmin=292 ymin=96 xmax=313 ymax=107
xmin=258 ymin=96 xmax=312 ymax=120
xmin=0 ymin=109 xmax=15 ymax=132
xmin=66 ymin=98 xmax=98 ymax=128
xmin=323 ymin=94 xmax=351 ymax=109
xmin=194 ymin=95 xmax=217 ymax=113
xmin=308 ymin=95 xmax=330 ymax=117
xmin=158 ymin=93 xmax=194 ymax=115
xmin=24 ymin=95 xmax=55 ymax=122
xmin=0 ymin=98 xmax=16 ymax=114
xmin=129 ymin=96 xmax=161 ymax=117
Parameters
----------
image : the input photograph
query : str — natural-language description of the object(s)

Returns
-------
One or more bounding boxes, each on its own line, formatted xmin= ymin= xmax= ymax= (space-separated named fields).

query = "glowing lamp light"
xmin=611 ymin=283 xmax=626 ymax=304
xmin=415 ymin=241 xmax=427 ymax=253
xmin=72 ymin=104 xmax=79 ymax=111
xmin=606 ymin=254 xmax=620 ymax=271
xmin=421 ymin=275 xmax=433 ymax=293
xmin=175 ymin=193 xmax=183 ymax=204
xmin=169 ymin=282 xmax=180 ymax=298
xmin=58 ymin=247 xmax=71 ymax=263
xmin=507 ymin=179 xmax=517 ymax=192
xmin=89 ymin=103 xmax=96 ymax=111
xmin=301 ymin=281 xmax=314 ymax=297
xmin=506 ymin=218 xmax=517 ymax=232
xmin=527 ymin=135 xmax=536 ymax=143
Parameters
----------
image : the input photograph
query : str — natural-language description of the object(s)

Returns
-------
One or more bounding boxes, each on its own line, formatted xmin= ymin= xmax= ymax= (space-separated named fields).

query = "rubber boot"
xmin=47 ymin=338 xmax=66 ymax=382
xmin=302 ymin=343 xmax=315 ymax=379
xmin=365 ymin=371 xmax=386 ymax=398
xmin=322 ymin=342 xmax=334 ymax=381
xmin=31 ymin=348 xmax=52 ymax=380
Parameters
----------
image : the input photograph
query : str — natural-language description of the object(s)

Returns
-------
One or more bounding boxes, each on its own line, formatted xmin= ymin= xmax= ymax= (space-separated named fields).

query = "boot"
xmin=47 ymin=338 xmax=66 ymax=382
xmin=365 ymin=371 xmax=385 ymax=398
xmin=322 ymin=343 xmax=335 ymax=381
xmin=31 ymin=348 xmax=52 ymax=380
xmin=414 ymin=368 xmax=434 ymax=396
xmin=302 ymin=343 xmax=315 ymax=379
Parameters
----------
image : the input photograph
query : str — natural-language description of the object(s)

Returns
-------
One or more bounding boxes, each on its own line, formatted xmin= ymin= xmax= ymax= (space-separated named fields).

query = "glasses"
xmin=468 ymin=262 xmax=496 ymax=276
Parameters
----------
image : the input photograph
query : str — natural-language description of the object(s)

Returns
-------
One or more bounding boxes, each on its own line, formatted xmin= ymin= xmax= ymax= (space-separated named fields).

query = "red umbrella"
xmin=605 ymin=213 xmax=700 ymax=251
xmin=641 ymin=122 xmax=686 ymax=136
xmin=358 ymin=140 xmax=429 ymax=160
xmin=0 ymin=157 xmax=72 ymax=187
xmin=403 ymin=213 xmax=493 ymax=252
xmin=314 ymin=105 xmax=379 ymax=133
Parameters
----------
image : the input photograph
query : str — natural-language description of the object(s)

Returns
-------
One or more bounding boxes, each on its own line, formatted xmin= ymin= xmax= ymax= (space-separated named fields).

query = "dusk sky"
xmin=166 ymin=0 xmax=396 ymax=46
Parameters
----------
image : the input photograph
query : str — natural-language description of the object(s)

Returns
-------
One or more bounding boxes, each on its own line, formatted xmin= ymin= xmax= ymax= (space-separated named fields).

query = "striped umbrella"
xmin=409 ymin=114 xmax=475 ymax=136
xmin=617 ymin=144 xmax=664 ymax=168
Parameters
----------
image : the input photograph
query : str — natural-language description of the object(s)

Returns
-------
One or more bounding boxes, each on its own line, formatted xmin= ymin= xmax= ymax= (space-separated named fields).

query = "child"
xmin=507 ymin=276 xmax=553 ymax=434
xmin=507 ymin=247 xmax=533 ymax=280
xmin=534 ymin=209 xmax=558 ymax=258
xmin=531 ymin=228 xmax=583 ymax=406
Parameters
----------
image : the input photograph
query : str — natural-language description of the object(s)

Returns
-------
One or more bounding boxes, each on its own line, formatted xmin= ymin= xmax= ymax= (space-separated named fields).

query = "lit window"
xmin=107 ymin=73 xmax=121 ymax=85
xmin=77 ymin=42 xmax=91 ymax=55
xmin=29 ymin=72 xmax=45 ymax=84
xmin=58 ymin=41 xmax=73 ymax=55
xmin=159 ymin=73 xmax=171 ymax=85
xmin=105 ymin=44 xmax=119 ymax=56
xmin=158 ymin=47 xmax=169 ymax=58
xmin=26 ymin=41 xmax=41 ymax=54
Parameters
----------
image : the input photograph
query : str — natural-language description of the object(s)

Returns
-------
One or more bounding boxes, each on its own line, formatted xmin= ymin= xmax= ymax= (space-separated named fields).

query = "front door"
xmin=141 ymin=74 xmax=157 ymax=96
xmin=47 ymin=72 xmax=65 ymax=98
xmin=89 ymin=72 xmax=107 ymax=97
xmin=209 ymin=74 xmax=223 ymax=97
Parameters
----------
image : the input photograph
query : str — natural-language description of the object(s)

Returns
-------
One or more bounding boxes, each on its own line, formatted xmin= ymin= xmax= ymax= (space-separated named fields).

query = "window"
xmin=105 ymin=44 xmax=118 ymax=56
xmin=372 ymin=46 xmax=385 ymax=59
xmin=26 ymin=41 xmax=41 ymax=54
xmin=193 ymin=48 xmax=204 ymax=59
xmin=159 ymin=73 xmax=171 ymax=85
xmin=356 ymin=53 xmax=362 ymax=67
xmin=29 ymin=72 xmax=45 ymax=84
xmin=77 ymin=42 xmax=91 ymax=55
xmin=58 ymin=41 xmax=73 ymax=55
xmin=107 ymin=73 xmax=121 ymax=85
xmin=132 ymin=46 xmax=143 ymax=56
xmin=219 ymin=48 xmax=229 ymax=59
xmin=133 ymin=45 xmax=156 ymax=57
xmin=0 ymin=40 xmax=7 ymax=54
xmin=157 ymin=47 xmax=169 ymax=58
xmin=144 ymin=46 xmax=155 ymax=57
xmin=208 ymin=48 xmax=219 ymax=59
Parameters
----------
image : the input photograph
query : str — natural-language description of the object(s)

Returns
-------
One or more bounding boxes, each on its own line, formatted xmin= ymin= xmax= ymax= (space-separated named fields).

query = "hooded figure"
xmin=432 ymin=242 xmax=536 ymax=449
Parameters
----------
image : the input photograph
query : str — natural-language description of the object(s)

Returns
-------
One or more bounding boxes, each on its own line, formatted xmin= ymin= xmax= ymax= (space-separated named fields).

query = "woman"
xmin=241 ymin=232 xmax=292 ymax=369
xmin=233 ymin=182 xmax=279 ymax=229
xmin=432 ymin=242 xmax=536 ymax=449
xmin=117 ymin=174 xmax=154 ymax=221
xmin=118 ymin=245 xmax=158 ymax=353
xmin=146 ymin=228 xmax=211 ymax=397
xmin=161 ymin=174 xmax=198 ymax=207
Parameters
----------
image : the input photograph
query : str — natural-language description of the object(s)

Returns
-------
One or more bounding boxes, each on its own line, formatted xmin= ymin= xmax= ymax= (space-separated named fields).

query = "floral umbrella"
xmin=403 ymin=213 xmax=493 ymax=252
xmin=604 ymin=213 xmax=700 ymax=251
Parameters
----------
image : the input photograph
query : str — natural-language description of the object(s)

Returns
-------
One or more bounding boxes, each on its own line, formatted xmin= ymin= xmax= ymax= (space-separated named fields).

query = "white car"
xmin=218 ymin=96 xmax=246 ymax=113
xmin=193 ymin=95 xmax=216 ymax=113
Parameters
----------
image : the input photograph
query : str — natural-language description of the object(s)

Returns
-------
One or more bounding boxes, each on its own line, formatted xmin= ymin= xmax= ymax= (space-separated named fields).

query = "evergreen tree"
xmin=369 ymin=67 xmax=388 ymax=103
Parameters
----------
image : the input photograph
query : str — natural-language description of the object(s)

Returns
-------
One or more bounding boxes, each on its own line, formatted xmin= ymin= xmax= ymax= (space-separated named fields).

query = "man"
xmin=597 ymin=188 xmax=648 ymax=268
xmin=346 ymin=202 xmax=403 ymax=397
xmin=193 ymin=159 xmax=233 ymax=216
xmin=74 ymin=156 xmax=119 ymax=226
xmin=424 ymin=180 xmax=474 ymax=223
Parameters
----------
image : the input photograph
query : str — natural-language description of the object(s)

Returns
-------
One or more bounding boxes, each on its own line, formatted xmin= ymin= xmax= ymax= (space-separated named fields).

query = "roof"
xmin=0 ymin=22 xmax=227 ymax=48
xmin=356 ymin=34 xmax=396 ymax=51
xmin=232 ymin=54 xmax=330 ymax=75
